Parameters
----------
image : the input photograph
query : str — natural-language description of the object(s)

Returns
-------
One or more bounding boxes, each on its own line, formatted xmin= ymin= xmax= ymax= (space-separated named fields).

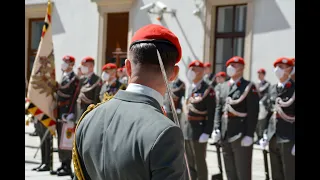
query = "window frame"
xmin=27 ymin=18 xmax=45 ymax=81
xmin=213 ymin=4 xmax=247 ymax=73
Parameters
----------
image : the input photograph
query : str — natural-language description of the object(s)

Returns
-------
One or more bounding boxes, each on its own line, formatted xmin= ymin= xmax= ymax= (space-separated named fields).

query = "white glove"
xmin=176 ymin=109 xmax=182 ymax=114
xmin=212 ymin=130 xmax=221 ymax=143
xmin=241 ymin=136 xmax=253 ymax=147
xmin=199 ymin=133 xmax=209 ymax=143
xmin=291 ymin=144 xmax=295 ymax=156
xmin=259 ymin=134 xmax=268 ymax=149
xmin=66 ymin=113 xmax=75 ymax=121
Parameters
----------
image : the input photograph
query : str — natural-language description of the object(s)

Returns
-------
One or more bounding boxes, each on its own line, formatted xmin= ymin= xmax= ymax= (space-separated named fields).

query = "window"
xmin=213 ymin=5 xmax=247 ymax=73
xmin=27 ymin=18 xmax=45 ymax=81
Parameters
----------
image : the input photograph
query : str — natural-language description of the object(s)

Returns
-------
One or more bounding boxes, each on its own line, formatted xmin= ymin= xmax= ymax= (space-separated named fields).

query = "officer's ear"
xmin=125 ymin=59 xmax=132 ymax=77
xmin=168 ymin=65 xmax=179 ymax=82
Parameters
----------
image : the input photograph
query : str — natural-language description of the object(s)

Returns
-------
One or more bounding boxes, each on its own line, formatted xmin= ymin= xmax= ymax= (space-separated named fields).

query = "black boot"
xmin=32 ymin=164 xmax=43 ymax=171
xmin=37 ymin=164 xmax=50 ymax=171
xmin=57 ymin=161 xmax=72 ymax=176
xmin=50 ymin=163 xmax=65 ymax=175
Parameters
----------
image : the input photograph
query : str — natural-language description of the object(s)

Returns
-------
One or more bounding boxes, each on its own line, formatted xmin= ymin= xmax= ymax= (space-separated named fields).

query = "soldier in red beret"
xmin=254 ymin=68 xmax=271 ymax=144
xmin=117 ymin=67 xmax=128 ymax=85
xmin=99 ymin=63 xmax=126 ymax=102
xmin=212 ymin=56 xmax=259 ymax=180
xmin=184 ymin=59 xmax=216 ymax=180
xmin=51 ymin=55 xmax=79 ymax=176
xmin=259 ymin=57 xmax=295 ymax=180
xmin=203 ymin=62 xmax=216 ymax=88
xmin=75 ymin=56 xmax=102 ymax=122
xmin=73 ymin=24 xmax=187 ymax=180
xmin=215 ymin=71 xmax=226 ymax=84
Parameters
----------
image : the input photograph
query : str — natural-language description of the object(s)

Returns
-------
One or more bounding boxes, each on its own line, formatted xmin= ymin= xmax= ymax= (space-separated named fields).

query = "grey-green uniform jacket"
xmin=74 ymin=90 xmax=186 ymax=180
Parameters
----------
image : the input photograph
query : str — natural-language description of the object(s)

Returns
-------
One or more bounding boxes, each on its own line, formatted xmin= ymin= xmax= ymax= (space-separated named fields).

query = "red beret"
xmin=216 ymin=71 xmax=226 ymax=77
xmin=81 ymin=56 xmax=95 ymax=65
xmin=130 ymin=24 xmax=182 ymax=64
xmin=102 ymin=63 xmax=117 ymax=71
xmin=188 ymin=60 xmax=204 ymax=68
xmin=226 ymin=56 xmax=245 ymax=67
xmin=204 ymin=63 xmax=211 ymax=67
xmin=62 ymin=55 xmax=75 ymax=62
xmin=117 ymin=68 xmax=124 ymax=72
xmin=273 ymin=57 xmax=294 ymax=67
xmin=257 ymin=68 xmax=266 ymax=74
xmin=291 ymin=57 xmax=295 ymax=64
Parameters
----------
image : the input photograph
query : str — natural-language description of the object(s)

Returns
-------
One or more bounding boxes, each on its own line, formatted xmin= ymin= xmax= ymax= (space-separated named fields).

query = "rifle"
xmin=262 ymin=149 xmax=270 ymax=180
xmin=211 ymin=142 xmax=223 ymax=180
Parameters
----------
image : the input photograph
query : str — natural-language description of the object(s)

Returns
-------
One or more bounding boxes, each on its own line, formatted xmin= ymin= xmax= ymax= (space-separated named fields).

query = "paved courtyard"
xmin=26 ymin=122 xmax=270 ymax=180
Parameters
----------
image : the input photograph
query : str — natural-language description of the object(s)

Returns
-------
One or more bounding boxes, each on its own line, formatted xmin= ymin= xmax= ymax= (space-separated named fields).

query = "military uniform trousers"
xmin=35 ymin=120 xmax=52 ymax=165
xmin=221 ymin=137 xmax=253 ymax=180
xmin=185 ymin=140 xmax=208 ymax=180
xmin=256 ymin=118 xmax=267 ymax=139
xmin=269 ymin=136 xmax=295 ymax=180
xmin=56 ymin=121 xmax=72 ymax=164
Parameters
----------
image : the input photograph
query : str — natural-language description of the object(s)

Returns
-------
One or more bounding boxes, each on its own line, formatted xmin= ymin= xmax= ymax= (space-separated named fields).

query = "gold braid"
xmin=72 ymin=98 xmax=113 ymax=180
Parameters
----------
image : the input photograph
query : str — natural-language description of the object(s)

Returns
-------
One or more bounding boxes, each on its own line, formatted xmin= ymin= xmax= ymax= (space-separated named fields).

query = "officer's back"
xmin=76 ymin=94 xmax=180 ymax=180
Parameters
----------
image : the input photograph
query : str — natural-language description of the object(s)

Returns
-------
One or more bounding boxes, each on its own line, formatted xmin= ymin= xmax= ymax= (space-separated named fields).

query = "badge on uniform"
xmin=59 ymin=122 xmax=75 ymax=150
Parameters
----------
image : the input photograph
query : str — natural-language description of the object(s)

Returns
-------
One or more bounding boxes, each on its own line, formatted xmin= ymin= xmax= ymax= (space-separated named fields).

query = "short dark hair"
xmin=129 ymin=42 xmax=178 ymax=72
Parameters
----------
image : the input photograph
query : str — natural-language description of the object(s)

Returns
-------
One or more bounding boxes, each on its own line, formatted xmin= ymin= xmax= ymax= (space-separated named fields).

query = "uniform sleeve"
xmin=214 ymin=84 xmax=222 ymax=131
xmin=93 ymin=79 xmax=102 ymax=104
xmin=263 ymin=85 xmax=275 ymax=135
xmin=245 ymin=84 xmax=260 ymax=137
xmin=204 ymin=87 xmax=216 ymax=134
xmin=70 ymin=78 xmax=80 ymax=115
xmin=150 ymin=126 xmax=186 ymax=180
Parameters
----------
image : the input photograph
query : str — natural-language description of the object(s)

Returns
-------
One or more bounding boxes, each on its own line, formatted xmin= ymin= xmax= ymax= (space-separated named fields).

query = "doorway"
xmin=105 ymin=12 xmax=129 ymax=68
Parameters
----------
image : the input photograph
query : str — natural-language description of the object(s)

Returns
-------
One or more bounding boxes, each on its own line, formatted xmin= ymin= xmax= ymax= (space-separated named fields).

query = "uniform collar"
xmin=126 ymin=83 xmax=163 ymax=106
xmin=63 ymin=71 xmax=73 ymax=77
xmin=106 ymin=78 xmax=117 ymax=86
xmin=191 ymin=79 xmax=202 ymax=89
xmin=229 ymin=77 xmax=241 ymax=85
xmin=277 ymin=78 xmax=290 ymax=88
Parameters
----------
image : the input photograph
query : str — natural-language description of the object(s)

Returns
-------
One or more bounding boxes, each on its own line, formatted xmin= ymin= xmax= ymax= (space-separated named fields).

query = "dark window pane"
xmin=31 ymin=20 xmax=45 ymax=50
xmin=29 ymin=56 xmax=36 ymax=73
xmin=216 ymin=6 xmax=234 ymax=33
xmin=215 ymin=38 xmax=233 ymax=65
xmin=215 ymin=64 xmax=224 ymax=74
xmin=233 ymin=38 xmax=245 ymax=57
xmin=234 ymin=5 xmax=247 ymax=32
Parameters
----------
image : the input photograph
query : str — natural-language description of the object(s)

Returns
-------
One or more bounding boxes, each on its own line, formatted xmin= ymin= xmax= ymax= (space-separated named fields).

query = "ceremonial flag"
xmin=26 ymin=0 xmax=57 ymax=135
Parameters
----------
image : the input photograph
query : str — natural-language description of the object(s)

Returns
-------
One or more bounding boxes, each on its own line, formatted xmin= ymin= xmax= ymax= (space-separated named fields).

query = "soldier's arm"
xmin=93 ymin=79 xmax=102 ymax=104
xmin=214 ymin=84 xmax=222 ymax=131
xmin=262 ymin=85 xmax=275 ymax=134
xmin=245 ymin=84 xmax=260 ymax=137
xmin=177 ymin=83 xmax=185 ymax=110
xmin=70 ymin=78 xmax=80 ymax=115
xmin=204 ymin=88 xmax=216 ymax=134
xmin=150 ymin=126 xmax=186 ymax=180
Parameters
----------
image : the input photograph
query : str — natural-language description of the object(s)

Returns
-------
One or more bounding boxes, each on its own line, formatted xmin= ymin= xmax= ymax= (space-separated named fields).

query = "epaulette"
xmin=72 ymin=97 xmax=113 ymax=180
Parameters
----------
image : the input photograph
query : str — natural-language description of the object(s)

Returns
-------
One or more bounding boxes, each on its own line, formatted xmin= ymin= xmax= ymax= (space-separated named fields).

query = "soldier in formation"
xmin=203 ymin=62 xmax=215 ymax=88
xmin=51 ymin=55 xmax=79 ymax=177
xmin=99 ymin=63 xmax=126 ymax=102
xmin=183 ymin=60 xmax=216 ymax=180
xmin=212 ymin=56 xmax=259 ymax=180
xmin=163 ymin=76 xmax=185 ymax=123
xmin=255 ymin=68 xmax=270 ymax=143
xmin=260 ymin=57 xmax=295 ymax=180
xmin=76 ymin=57 xmax=102 ymax=122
